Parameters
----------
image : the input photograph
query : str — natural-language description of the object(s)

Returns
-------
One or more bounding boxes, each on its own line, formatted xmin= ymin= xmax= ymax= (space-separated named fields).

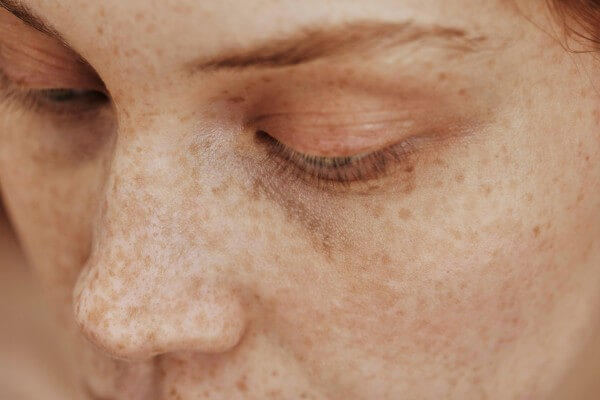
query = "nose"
xmin=72 ymin=131 xmax=247 ymax=361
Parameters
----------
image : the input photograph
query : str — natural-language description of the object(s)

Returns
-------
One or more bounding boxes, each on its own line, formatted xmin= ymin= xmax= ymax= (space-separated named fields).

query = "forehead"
xmin=25 ymin=0 xmax=504 ymax=73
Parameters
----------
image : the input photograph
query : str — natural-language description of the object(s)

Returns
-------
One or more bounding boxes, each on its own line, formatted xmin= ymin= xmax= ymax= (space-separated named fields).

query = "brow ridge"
xmin=191 ymin=20 xmax=490 ymax=72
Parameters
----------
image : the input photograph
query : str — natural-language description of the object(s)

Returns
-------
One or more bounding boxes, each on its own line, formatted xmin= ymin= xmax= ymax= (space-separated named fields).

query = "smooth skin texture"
xmin=0 ymin=0 xmax=599 ymax=399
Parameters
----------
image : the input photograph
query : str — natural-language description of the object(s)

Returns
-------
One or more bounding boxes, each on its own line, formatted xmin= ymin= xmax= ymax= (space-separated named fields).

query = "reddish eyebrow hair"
xmin=1 ymin=0 xmax=490 ymax=73
xmin=0 ymin=0 xmax=66 ymax=43
xmin=190 ymin=21 xmax=490 ymax=72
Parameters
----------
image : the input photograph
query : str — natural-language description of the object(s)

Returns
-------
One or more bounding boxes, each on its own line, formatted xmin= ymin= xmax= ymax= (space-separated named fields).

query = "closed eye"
xmin=255 ymin=130 xmax=419 ymax=186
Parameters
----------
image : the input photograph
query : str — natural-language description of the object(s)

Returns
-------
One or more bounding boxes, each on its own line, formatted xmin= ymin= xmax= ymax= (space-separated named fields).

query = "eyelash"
xmin=256 ymin=130 xmax=418 ymax=187
xmin=0 ymin=71 xmax=109 ymax=115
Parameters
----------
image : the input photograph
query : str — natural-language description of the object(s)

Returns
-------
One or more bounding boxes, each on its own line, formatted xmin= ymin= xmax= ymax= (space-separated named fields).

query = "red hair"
xmin=550 ymin=0 xmax=600 ymax=47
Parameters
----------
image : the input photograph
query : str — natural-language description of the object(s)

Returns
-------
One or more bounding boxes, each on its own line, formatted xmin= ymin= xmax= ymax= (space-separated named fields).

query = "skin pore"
xmin=0 ymin=0 xmax=599 ymax=399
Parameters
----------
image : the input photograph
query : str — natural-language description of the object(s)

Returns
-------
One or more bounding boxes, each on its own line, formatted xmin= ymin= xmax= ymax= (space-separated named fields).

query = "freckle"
xmin=404 ymin=165 xmax=415 ymax=173
xmin=96 ymin=26 xmax=104 ymax=35
xmin=262 ymin=76 xmax=272 ymax=83
xmin=533 ymin=226 xmax=541 ymax=237
xmin=379 ymin=252 xmax=392 ymax=266
xmin=450 ymin=229 xmax=462 ymax=239
xmin=188 ymin=143 xmax=200 ymax=156
xmin=525 ymin=193 xmax=533 ymax=202
xmin=438 ymin=72 xmax=447 ymax=81
xmin=398 ymin=208 xmax=411 ymax=220
xmin=458 ymin=88 xmax=467 ymax=97
xmin=455 ymin=174 xmax=465 ymax=183
xmin=228 ymin=96 xmax=246 ymax=103
xmin=236 ymin=377 xmax=248 ymax=392
xmin=135 ymin=12 xmax=145 ymax=21
xmin=480 ymin=184 xmax=492 ymax=196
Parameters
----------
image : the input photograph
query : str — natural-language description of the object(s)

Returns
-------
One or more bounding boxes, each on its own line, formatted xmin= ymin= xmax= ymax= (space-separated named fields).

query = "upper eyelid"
xmin=257 ymin=129 xmax=420 ymax=187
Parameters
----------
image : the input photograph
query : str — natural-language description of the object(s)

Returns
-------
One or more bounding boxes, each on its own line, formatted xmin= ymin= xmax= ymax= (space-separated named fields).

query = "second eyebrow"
xmin=189 ymin=20 xmax=491 ymax=72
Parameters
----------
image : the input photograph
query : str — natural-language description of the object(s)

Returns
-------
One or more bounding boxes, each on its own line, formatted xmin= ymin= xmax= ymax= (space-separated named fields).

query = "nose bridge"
xmin=73 ymin=122 xmax=247 ymax=361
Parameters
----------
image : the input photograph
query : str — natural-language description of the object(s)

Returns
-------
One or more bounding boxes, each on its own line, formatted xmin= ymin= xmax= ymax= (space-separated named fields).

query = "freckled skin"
xmin=0 ymin=0 xmax=600 ymax=399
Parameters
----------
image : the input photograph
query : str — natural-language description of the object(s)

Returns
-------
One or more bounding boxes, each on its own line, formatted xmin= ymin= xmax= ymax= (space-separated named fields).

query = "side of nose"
xmin=72 ymin=134 xmax=247 ymax=361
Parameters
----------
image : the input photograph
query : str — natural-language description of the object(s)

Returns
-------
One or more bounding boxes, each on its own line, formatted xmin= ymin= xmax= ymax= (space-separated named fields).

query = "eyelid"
xmin=256 ymin=129 xmax=421 ymax=188
xmin=0 ymin=55 xmax=104 ymax=92
xmin=0 ymin=69 xmax=109 ymax=116
xmin=253 ymin=109 xmax=421 ymax=157
xmin=0 ymin=29 xmax=104 ymax=91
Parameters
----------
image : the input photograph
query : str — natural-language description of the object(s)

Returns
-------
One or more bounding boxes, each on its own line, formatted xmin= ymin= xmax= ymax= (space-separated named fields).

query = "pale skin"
xmin=0 ymin=0 xmax=599 ymax=399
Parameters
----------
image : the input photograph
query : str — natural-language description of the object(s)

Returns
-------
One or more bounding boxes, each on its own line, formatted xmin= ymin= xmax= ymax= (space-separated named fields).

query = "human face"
xmin=0 ymin=0 xmax=599 ymax=399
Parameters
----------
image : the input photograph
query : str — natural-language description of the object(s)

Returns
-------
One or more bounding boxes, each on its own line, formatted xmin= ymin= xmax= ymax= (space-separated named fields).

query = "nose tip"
xmin=73 ymin=265 xmax=247 ymax=361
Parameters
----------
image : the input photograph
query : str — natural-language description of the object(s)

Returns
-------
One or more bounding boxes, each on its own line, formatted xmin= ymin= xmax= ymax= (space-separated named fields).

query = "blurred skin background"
xmin=0 ymin=0 xmax=600 ymax=399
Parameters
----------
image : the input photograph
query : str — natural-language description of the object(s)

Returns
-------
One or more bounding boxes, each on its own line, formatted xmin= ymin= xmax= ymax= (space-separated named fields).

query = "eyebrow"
xmin=191 ymin=21 xmax=490 ymax=72
xmin=0 ymin=0 xmax=67 ymax=43
xmin=1 ymin=0 xmax=490 ymax=73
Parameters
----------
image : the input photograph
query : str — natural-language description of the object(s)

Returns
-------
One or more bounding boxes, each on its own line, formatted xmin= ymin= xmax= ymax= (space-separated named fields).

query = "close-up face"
xmin=0 ymin=0 xmax=599 ymax=399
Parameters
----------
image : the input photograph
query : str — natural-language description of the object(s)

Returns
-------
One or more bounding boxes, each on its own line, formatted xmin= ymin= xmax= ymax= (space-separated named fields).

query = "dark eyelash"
xmin=255 ymin=130 xmax=418 ymax=187
xmin=0 ymin=70 xmax=109 ymax=116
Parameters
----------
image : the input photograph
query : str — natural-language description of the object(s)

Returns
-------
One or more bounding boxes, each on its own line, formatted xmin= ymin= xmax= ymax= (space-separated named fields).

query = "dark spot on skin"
xmin=480 ymin=184 xmax=492 ymax=196
xmin=398 ymin=208 xmax=412 ymax=220
xmin=533 ymin=226 xmax=541 ymax=237
xmin=455 ymin=174 xmax=465 ymax=183
xmin=526 ymin=193 xmax=533 ymax=202
xmin=188 ymin=143 xmax=200 ymax=157
xmin=236 ymin=375 xmax=248 ymax=392
xmin=228 ymin=96 xmax=246 ymax=103
xmin=210 ymin=178 xmax=234 ymax=196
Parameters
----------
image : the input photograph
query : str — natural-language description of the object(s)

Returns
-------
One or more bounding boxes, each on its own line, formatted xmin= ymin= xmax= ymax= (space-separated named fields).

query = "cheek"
xmin=0 ymin=116 xmax=108 ymax=317
xmin=257 ymin=131 xmax=596 ymax=393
